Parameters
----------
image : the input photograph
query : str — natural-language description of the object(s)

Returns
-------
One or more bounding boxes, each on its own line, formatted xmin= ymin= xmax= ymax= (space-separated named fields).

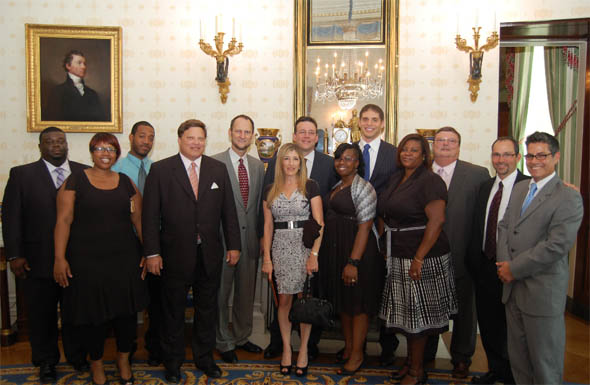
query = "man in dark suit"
xmin=212 ymin=115 xmax=265 ymax=363
xmin=467 ymin=137 xmax=528 ymax=384
xmin=44 ymin=50 xmax=108 ymax=122
xmin=497 ymin=132 xmax=583 ymax=384
xmin=2 ymin=126 xmax=88 ymax=383
xmin=262 ymin=116 xmax=338 ymax=361
xmin=353 ymin=103 xmax=398 ymax=366
xmin=142 ymin=119 xmax=241 ymax=382
xmin=427 ymin=126 xmax=490 ymax=378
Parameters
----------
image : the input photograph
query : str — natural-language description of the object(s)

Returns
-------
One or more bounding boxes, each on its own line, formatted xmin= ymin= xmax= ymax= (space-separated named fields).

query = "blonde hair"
xmin=266 ymin=143 xmax=308 ymax=207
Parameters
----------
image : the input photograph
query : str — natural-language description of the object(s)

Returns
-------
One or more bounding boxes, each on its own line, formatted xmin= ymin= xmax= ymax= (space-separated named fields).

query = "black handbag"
xmin=302 ymin=216 xmax=321 ymax=248
xmin=289 ymin=276 xmax=334 ymax=328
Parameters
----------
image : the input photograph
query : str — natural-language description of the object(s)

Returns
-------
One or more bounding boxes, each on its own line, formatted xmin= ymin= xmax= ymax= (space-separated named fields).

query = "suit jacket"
xmin=263 ymin=149 xmax=338 ymax=197
xmin=445 ymin=159 xmax=490 ymax=278
xmin=354 ymin=140 xmax=398 ymax=195
xmin=467 ymin=170 xmax=529 ymax=280
xmin=212 ymin=150 xmax=265 ymax=259
xmin=1 ymin=159 xmax=88 ymax=279
xmin=497 ymin=175 xmax=583 ymax=316
xmin=142 ymin=154 xmax=241 ymax=282
xmin=45 ymin=76 xmax=108 ymax=121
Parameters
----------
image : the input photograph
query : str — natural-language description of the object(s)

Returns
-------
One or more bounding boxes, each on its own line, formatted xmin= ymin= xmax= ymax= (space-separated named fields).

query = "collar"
xmin=43 ymin=159 xmax=70 ymax=173
xmin=68 ymin=72 xmax=83 ymax=85
xmin=530 ymin=172 xmax=556 ymax=192
xmin=359 ymin=138 xmax=381 ymax=153
xmin=433 ymin=159 xmax=457 ymax=175
xmin=304 ymin=150 xmax=315 ymax=166
xmin=179 ymin=152 xmax=202 ymax=171
xmin=124 ymin=152 xmax=149 ymax=167
xmin=494 ymin=168 xmax=518 ymax=189
xmin=229 ymin=147 xmax=247 ymax=165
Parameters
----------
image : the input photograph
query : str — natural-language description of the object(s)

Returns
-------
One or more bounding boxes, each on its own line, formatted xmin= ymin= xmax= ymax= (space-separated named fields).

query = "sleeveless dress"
xmin=267 ymin=180 xmax=320 ymax=294
xmin=319 ymin=185 xmax=384 ymax=315
xmin=62 ymin=170 xmax=148 ymax=326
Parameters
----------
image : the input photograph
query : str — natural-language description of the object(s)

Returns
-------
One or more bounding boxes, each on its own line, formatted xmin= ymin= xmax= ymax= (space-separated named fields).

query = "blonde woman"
xmin=262 ymin=143 xmax=324 ymax=377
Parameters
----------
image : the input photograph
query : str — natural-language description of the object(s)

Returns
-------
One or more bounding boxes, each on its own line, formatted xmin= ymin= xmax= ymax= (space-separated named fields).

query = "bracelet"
xmin=263 ymin=260 xmax=272 ymax=265
xmin=347 ymin=257 xmax=361 ymax=267
xmin=310 ymin=251 xmax=319 ymax=257
xmin=413 ymin=257 xmax=424 ymax=264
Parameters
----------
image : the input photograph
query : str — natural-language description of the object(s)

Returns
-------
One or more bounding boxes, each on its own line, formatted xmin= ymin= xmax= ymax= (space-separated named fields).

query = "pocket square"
xmin=211 ymin=182 xmax=219 ymax=189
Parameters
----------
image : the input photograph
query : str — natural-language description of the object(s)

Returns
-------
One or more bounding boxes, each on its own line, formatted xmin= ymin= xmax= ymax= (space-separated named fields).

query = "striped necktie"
xmin=55 ymin=167 xmax=65 ymax=189
xmin=189 ymin=162 xmax=199 ymax=200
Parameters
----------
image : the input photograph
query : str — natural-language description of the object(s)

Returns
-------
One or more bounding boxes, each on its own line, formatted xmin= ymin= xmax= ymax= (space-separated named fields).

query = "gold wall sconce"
xmin=455 ymin=25 xmax=498 ymax=102
xmin=199 ymin=16 xmax=243 ymax=104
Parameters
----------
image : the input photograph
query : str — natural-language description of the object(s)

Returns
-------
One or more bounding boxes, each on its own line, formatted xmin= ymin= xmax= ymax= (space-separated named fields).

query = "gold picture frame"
xmin=25 ymin=24 xmax=122 ymax=133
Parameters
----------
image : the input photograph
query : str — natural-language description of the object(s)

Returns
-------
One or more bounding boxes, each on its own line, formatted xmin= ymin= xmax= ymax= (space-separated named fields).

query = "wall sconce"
xmin=455 ymin=26 xmax=498 ymax=102
xmin=199 ymin=16 xmax=243 ymax=104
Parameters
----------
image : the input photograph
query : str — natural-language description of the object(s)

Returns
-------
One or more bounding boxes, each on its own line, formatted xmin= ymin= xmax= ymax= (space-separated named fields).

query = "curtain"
xmin=544 ymin=46 xmax=580 ymax=184
xmin=506 ymin=47 xmax=534 ymax=171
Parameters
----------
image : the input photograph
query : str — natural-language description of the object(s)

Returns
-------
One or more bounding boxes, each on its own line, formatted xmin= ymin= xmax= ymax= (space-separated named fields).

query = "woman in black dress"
xmin=377 ymin=134 xmax=457 ymax=385
xmin=54 ymin=133 xmax=148 ymax=385
xmin=319 ymin=143 xmax=382 ymax=375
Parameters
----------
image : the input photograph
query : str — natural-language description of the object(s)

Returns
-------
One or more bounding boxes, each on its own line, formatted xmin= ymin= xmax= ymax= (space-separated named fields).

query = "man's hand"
xmin=9 ymin=258 xmax=30 ymax=279
xmin=226 ymin=250 xmax=240 ymax=266
xmin=146 ymin=255 xmax=163 ymax=276
xmin=496 ymin=261 xmax=515 ymax=283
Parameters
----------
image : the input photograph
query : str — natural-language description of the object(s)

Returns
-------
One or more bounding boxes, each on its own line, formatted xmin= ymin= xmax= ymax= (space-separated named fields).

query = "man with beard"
xmin=2 ymin=127 xmax=88 ymax=383
xmin=112 ymin=121 xmax=161 ymax=365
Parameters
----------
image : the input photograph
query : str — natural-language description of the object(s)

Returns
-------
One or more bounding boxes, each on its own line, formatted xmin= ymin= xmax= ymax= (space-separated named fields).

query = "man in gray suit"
xmin=427 ymin=126 xmax=490 ymax=378
xmin=212 ymin=114 xmax=266 ymax=363
xmin=497 ymin=131 xmax=583 ymax=384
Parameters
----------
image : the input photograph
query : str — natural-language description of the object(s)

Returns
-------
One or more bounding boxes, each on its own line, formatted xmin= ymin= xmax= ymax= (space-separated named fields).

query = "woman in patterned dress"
xmin=377 ymin=134 xmax=458 ymax=385
xmin=261 ymin=143 xmax=324 ymax=377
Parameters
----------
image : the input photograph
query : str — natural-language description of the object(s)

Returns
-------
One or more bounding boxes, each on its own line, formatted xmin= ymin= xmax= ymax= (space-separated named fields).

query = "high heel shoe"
xmin=403 ymin=369 xmax=428 ymax=385
xmin=295 ymin=365 xmax=308 ymax=377
xmin=280 ymin=362 xmax=292 ymax=375
xmin=337 ymin=358 xmax=364 ymax=376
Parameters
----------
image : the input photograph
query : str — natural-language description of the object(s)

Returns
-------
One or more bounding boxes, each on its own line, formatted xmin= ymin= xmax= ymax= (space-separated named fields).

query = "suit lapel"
xmin=369 ymin=140 xmax=386 ymax=185
xmin=447 ymin=160 xmax=466 ymax=209
xmin=36 ymin=159 xmax=58 ymax=196
xmin=246 ymin=154 xmax=258 ymax=210
xmin=172 ymin=154 xmax=198 ymax=203
xmin=517 ymin=176 xmax=559 ymax=224
xmin=197 ymin=156 xmax=214 ymax=201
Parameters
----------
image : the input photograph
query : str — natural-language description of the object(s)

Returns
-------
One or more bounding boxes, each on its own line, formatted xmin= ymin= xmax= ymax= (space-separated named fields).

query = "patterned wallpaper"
xmin=1 ymin=0 xmax=589 ymax=194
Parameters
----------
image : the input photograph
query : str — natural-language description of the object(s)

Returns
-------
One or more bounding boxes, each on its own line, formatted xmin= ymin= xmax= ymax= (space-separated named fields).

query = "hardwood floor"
xmin=1 ymin=313 xmax=588 ymax=383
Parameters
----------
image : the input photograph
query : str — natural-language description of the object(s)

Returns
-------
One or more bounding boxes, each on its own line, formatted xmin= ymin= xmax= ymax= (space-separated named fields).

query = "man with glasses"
xmin=427 ymin=126 xmax=489 ymax=378
xmin=467 ymin=137 xmax=528 ymax=384
xmin=2 ymin=127 xmax=89 ymax=383
xmin=496 ymin=131 xmax=582 ymax=384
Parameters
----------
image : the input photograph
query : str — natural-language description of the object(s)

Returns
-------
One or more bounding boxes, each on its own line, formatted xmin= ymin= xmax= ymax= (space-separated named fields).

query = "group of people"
xmin=2 ymin=103 xmax=583 ymax=385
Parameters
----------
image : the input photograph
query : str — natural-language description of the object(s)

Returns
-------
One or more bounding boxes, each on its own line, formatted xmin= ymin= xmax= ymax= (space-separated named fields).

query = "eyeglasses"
xmin=524 ymin=152 xmax=553 ymax=161
xmin=491 ymin=152 xmax=516 ymax=159
xmin=93 ymin=146 xmax=117 ymax=153
xmin=434 ymin=138 xmax=459 ymax=145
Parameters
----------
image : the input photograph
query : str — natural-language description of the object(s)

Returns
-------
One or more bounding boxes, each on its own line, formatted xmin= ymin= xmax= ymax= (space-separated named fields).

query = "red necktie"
xmin=484 ymin=181 xmax=503 ymax=260
xmin=189 ymin=162 xmax=199 ymax=200
xmin=238 ymin=158 xmax=249 ymax=208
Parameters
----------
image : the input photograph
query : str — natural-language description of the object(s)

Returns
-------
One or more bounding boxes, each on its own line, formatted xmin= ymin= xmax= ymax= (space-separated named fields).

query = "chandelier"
xmin=314 ymin=51 xmax=384 ymax=110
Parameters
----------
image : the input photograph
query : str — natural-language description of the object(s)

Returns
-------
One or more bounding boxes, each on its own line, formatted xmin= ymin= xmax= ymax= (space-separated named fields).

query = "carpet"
xmin=0 ymin=361 xmax=481 ymax=384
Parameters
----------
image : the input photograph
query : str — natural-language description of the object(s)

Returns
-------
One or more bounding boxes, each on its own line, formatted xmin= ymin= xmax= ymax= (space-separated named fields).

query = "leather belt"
xmin=274 ymin=220 xmax=306 ymax=230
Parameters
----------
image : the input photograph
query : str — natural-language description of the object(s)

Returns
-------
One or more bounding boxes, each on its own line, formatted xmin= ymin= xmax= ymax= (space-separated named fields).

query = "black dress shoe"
xmin=379 ymin=351 xmax=395 ymax=367
xmin=147 ymin=355 xmax=162 ymax=366
xmin=72 ymin=360 xmax=90 ymax=372
xmin=39 ymin=363 xmax=57 ymax=383
xmin=197 ymin=363 xmax=222 ymax=378
xmin=164 ymin=369 xmax=181 ymax=383
xmin=307 ymin=344 xmax=319 ymax=362
xmin=236 ymin=341 xmax=263 ymax=353
xmin=220 ymin=350 xmax=238 ymax=363
xmin=452 ymin=361 xmax=470 ymax=378
xmin=263 ymin=343 xmax=282 ymax=359
xmin=471 ymin=371 xmax=500 ymax=384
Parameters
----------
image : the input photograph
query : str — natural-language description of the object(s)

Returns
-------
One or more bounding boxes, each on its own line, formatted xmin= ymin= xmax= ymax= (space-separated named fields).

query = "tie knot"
xmin=498 ymin=181 xmax=503 ymax=189
xmin=530 ymin=183 xmax=537 ymax=193
xmin=239 ymin=158 xmax=244 ymax=165
xmin=437 ymin=167 xmax=444 ymax=176
xmin=56 ymin=167 xmax=64 ymax=175
xmin=364 ymin=144 xmax=370 ymax=151
xmin=191 ymin=162 xmax=197 ymax=170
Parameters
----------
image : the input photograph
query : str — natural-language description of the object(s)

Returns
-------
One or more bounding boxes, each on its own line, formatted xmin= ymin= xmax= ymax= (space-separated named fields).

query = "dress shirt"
xmin=179 ymin=152 xmax=202 ymax=179
xmin=68 ymin=73 xmax=85 ymax=95
xmin=42 ymin=159 xmax=72 ymax=188
xmin=112 ymin=152 xmax=153 ymax=187
xmin=358 ymin=137 xmax=381 ymax=180
xmin=432 ymin=160 xmax=458 ymax=189
xmin=228 ymin=148 xmax=249 ymax=181
xmin=524 ymin=171 xmax=556 ymax=201
xmin=304 ymin=150 xmax=315 ymax=178
xmin=482 ymin=169 xmax=518 ymax=249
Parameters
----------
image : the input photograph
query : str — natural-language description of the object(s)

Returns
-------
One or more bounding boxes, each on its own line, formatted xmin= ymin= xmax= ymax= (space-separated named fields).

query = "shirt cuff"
xmin=145 ymin=254 xmax=160 ymax=259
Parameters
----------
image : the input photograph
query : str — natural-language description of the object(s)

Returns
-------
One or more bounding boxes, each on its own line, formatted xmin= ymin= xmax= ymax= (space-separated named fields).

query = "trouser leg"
xmin=450 ymin=275 xmax=476 ymax=365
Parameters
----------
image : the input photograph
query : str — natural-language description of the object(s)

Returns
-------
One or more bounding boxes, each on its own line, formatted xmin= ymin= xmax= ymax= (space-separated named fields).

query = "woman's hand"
xmin=261 ymin=260 xmax=273 ymax=281
xmin=306 ymin=253 xmax=318 ymax=275
xmin=342 ymin=264 xmax=358 ymax=286
xmin=409 ymin=258 xmax=423 ymax=281
xmin=54 ymin=258 xmax=72 ymax=288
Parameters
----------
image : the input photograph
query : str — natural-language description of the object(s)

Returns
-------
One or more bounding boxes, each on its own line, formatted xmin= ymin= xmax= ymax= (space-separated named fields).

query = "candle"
xmin=215 ymin=15 xmax=218 ymax=34
xmin=475 ymin=9 xmax=479 ymax=27
xmin=200 ymin=20 xmax=203 ymax=40
xmin=232 ymin=18 xmax=236 ymax=38
xmin=493 ymin=12 xmax=497 ymax=31
xmin=239 ymin=24 xmax=243 ymax=42
xmin=219 ymin=15 xmax=223 ymax=33
xmin=456 ymin=14 xmax=459 ymax=35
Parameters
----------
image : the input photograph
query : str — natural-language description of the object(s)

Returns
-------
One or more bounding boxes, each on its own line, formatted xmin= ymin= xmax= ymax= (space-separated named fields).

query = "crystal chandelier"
xmin=314 ymin=51 xmax=384 ymax=110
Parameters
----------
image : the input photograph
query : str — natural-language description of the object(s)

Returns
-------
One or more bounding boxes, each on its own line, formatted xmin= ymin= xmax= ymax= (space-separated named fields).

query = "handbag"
xmin=289 ymin=276 xmax=334 ymax=328
xmin=302 ymin=216 xmax=321 ymax=248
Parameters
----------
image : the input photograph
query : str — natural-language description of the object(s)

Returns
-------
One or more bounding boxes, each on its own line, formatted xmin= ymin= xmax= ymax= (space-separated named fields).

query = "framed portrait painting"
xmin=25 ymin=24 xmax=122 ymax=132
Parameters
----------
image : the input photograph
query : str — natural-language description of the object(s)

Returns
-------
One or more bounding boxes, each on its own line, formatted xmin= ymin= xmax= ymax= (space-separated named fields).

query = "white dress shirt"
xmin=304 ymin=151 xmax=315 ymax=178
xmin=482 ymin=169 xmax=519 ymax=249
xmin=43 ymin=159 xmax=72 ymax=188
xmin=179 ymin=152 xmax=202 ymax=179
xmin=432 ymin=160 xmax=457 ymax=190
xmin=358 ymin=138 xmax=381 ymax=180
xmin=228 ymin=148 xmax=249 ymax=182
xmin=68 ymin=73 xmax=85 ymax=96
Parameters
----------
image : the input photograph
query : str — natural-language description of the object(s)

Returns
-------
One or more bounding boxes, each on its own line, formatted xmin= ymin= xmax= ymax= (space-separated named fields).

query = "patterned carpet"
xmin=0 ymin=361 xmax=480 ymax=384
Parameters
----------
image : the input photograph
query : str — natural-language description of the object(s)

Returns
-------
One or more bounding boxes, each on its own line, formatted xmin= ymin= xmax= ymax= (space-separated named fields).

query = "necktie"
xmin=55 ymin=167 xmax=65 ymax=189
xmin=437 ymin=167 xmax=448 ymax=189
xmin=484 ymin=181 xmax=503 ymax=260
xmin=138 ymin=159 xmax=147 ymax=195
xmin=238 ymin=158 xmax=249 ymax=208
xmin=363 ymin=144 xmax=371 ymax=181
xmin=189 ymin=162 xmax=199 ymax=200
xmin=520 ymin=183 xmax=537 ymax=216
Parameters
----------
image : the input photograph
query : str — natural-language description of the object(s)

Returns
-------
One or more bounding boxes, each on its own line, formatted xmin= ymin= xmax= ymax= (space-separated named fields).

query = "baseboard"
xmin=566 ymin=296 xmax=589 ymax=321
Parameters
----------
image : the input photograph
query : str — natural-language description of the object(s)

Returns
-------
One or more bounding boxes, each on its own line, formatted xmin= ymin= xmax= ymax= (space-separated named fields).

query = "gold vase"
xmin=416 ymin=128 xmax=437 ymax=157
xmin=255 ymin=128 xmax=282 ymax=168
